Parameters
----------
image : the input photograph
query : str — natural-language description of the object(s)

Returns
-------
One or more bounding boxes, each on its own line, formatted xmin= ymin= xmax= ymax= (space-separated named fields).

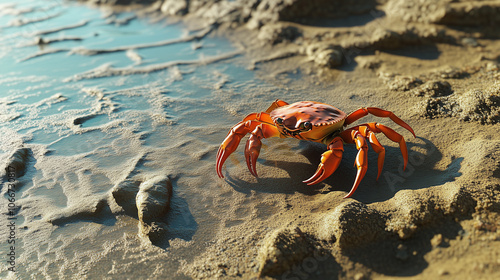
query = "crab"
xmin=216 ymin=100 xmax=415 ymax=198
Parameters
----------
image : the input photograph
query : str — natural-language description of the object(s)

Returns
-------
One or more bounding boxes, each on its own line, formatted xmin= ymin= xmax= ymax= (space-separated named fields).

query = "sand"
xmin=1 ymin=0 xmax=499 ymax=279
xmin=166 ymin=0 xmax=500 ymax=279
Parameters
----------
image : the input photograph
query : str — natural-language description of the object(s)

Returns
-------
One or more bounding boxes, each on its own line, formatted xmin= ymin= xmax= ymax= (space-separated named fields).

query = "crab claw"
xmin=303 ymin=137 xmax=344 ymax=185
xmin=216 ymin=121 xmax=251 ymax=178
xmin=244 ymin=123 xmax=281 ymax=177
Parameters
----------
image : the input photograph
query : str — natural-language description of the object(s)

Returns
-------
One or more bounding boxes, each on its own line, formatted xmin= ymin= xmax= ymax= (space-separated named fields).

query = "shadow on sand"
xmin=226 ymin=136 xmax=461 ymax=204
xmin=225 ymin=137 xmax=467 ymax=278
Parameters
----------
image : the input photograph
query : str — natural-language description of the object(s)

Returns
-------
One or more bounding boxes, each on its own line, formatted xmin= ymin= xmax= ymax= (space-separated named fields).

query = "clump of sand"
xmin=421 ymin=81 xmax=500 ymax=124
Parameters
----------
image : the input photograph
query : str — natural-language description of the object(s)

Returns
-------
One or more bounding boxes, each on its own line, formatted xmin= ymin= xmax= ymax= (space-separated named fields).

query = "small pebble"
xmin=354 ymin=272 xmax=366 ymax=280
xmin=431 ymin=234 xmax=443 ymax=248
xmin=438 ymin=269 xmax=449 ymax=276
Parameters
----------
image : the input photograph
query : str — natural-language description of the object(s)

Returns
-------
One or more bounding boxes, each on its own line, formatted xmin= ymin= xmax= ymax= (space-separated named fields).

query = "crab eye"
xmin=276 ymin=118 xmax=283 ymax=125
xmin=302 ymin=121 xmax=312 ymax=130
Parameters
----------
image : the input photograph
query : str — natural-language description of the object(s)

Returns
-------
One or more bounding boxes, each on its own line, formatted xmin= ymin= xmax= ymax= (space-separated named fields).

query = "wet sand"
xmin=1 ymin=0 xmax=499 ymax=279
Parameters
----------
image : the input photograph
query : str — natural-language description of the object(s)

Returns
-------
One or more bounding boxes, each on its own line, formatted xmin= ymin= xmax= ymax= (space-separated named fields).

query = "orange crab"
xmin=216 ymin=100 xmax=415 ymax=198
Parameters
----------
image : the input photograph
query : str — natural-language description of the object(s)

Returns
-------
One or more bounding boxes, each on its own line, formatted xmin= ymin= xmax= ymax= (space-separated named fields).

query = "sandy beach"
xmin=1 ymin=0 xmax=499 ymax=279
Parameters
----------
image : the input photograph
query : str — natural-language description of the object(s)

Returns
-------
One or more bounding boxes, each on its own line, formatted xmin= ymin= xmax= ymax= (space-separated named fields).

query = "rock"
xmin=136 ymin=175 xmax=173 ymax=224
xmin=354 ymin=272 xmax=367 ymax=280
xmin=3 ymin=148 xmax=31 ymax=179
xmin=461 ymin=37 xmax=479 ymax=47
xmin=438 ymin=269 xmax=450 ymax=276
xmin=34 ymin=36 xmax=46 ymax=45
xmin=485 ymin=62 xmax=499 ymax=72
xmin=111 ymin=178 xmax=142 ymax=217
xmin=430 ymin=233 xmax=443 ymax=248
xmin=305 ymin=43 xmax=343 ymax=68
xmin=136 ymin=175 xmax=172 ymax=245
xmin=111 ymin=175 xmax=173 ymax=245
xmin=314 ymin=48 xmax=343 ymax=68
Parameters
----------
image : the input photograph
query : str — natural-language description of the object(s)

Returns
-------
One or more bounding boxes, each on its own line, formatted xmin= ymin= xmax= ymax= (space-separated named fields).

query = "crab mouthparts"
xmin=284 ymin=125 xmax=301 ymax=132
xmin=282 ymin=123 xmax=308 ymax=137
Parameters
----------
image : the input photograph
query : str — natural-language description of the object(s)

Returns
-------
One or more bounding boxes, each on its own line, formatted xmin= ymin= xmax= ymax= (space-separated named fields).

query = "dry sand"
xmin=2 ymin=0 xmax=499 ymax=279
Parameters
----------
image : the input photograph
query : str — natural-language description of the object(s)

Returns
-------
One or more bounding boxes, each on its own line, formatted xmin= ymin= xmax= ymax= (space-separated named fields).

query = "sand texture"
xmin=166 ymin=0 xmax=500 ymax=279
xmin=1 ymin=0 xmax=499 ymax=279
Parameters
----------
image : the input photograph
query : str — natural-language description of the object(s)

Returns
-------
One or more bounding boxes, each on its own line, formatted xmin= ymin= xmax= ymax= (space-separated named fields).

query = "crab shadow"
xmin=227 ymin=137 xmax=462 ymax=203
xmin=226 ymin=160 xmax=326 ymax=196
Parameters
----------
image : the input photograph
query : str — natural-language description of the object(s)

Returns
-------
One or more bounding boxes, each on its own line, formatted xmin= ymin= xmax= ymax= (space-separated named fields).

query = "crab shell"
xmin=269 ymin=101 xmax=347 ymax=143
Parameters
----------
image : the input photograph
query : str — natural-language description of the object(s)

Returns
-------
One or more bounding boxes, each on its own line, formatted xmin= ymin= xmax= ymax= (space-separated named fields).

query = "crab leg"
xmin=346 ymin=131 xmax=368 ymax=198
xmin=303 ymin=137 xmax=344 ymax=186
xmin=344 ymin=107 xmax=416 ymax=138
xmin=346 ymin=122 xmax=409 ymax=170
xmin=342 ymin=126 xmax=385 ymax=180
xmin=365 ymin=131 xmax=385 ymax=180
xmin=245 ymin=124 xmax=281 ymax=177
xmin=265 ymin=99 xmax=289 ymax=113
